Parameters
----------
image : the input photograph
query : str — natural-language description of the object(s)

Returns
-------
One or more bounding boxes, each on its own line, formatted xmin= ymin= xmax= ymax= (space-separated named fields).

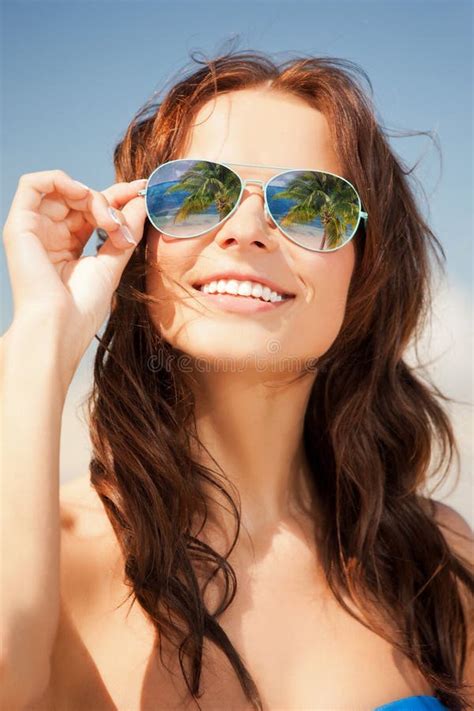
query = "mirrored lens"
xmin=267 ymin=170 xmax=361 ymax=251
xmin=146 ymin=160 xmax=241 ymax=237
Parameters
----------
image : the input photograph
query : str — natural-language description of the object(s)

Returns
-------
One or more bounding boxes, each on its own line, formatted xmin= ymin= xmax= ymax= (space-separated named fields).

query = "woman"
xmin=1 ymin=50 xmax=473 ymax=710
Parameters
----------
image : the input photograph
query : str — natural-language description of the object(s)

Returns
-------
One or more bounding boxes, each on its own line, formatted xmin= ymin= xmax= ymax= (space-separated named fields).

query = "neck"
xmin=190 ymin=368 xmax=318 ymax=542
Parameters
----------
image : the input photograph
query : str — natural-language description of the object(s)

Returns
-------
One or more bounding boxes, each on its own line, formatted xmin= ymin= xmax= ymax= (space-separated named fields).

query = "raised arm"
xmin=0 ymin=170 xmax=146 ymax=709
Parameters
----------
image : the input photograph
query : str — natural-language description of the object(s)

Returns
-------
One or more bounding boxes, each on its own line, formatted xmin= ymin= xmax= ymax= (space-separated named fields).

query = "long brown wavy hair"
xmin=87 ymin=45 xmax=473 ymax=709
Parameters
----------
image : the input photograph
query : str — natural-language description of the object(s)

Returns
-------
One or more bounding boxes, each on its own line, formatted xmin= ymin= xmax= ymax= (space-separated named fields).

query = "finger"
xmin=98 ymin=180 xmax=148 ymax=247
xmin=38 ymin=195 xmax=70 ymax=222
xmin=64 ymin=209 xmax=87 ymax=234
xmin=33 ymin=180 xmax=146 ymax=256
xmin=94 ymin=228 xmax=141 ymax=293
xmin=115 ymin=192 xmax=148 ymax=242
xmin=99 ymin=179 xmax=148 ymax=208
xmin=39 ymin=180 xmax=148 ymax=253
xmin=47 ymin=180 xmax=148 ymax=249
xmin=67 ymin=187 xmax=137 ymax=249
xmin=35 ymin=178 xmax=145 ymax=213
xmin=61 ymin=178 xmax=147 ymax=214
xmin=11 ymin=170 xmax=90 ymax=211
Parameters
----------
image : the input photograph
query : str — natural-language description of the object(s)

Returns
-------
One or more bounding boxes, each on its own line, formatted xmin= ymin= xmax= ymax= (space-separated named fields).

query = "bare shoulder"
xmin=429 ymin=499 xmax=474 ymax=566
xmin=418 ymin=496 xmax=473 ymax=626
xmin=26 ymin=479 xmax=126 ymax=709
xmin=60 ymin=474 xmax=113 ymax=536
xmin=59 ymin=474 xmax=122 ymax=612
xmin=421 ymin=498 xmax=474 ymax=703
xmin=60 ymin=472 xmax=103 ymax=513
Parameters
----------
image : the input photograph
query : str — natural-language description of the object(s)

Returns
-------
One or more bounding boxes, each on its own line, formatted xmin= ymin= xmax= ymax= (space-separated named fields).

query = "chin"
xmin=170 ymin=328 xmax=268 ymax=366
xmin=164 ymin=325 xmax=311 ymax=378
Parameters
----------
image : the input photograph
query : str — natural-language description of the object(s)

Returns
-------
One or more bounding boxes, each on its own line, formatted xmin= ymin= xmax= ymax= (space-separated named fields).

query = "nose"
xmin=214 ymin=183 xmax=278 ymax=252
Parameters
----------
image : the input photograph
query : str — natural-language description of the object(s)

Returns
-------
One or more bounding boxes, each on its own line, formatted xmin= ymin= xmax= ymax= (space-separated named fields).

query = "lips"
xmin=192 ymin=291 xmax=293 ymax=314
xmin=191 ymin=271 xmax=296 ymax=298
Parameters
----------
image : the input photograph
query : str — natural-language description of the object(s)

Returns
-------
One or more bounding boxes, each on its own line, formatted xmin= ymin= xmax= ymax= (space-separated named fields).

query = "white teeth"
xmin=226 ymin=279 xmax=239 ymax=295
xmin=197 ymin=278 xmax=287 ymax=302
xmin=237 ymin=281 xmax=253 ymax=297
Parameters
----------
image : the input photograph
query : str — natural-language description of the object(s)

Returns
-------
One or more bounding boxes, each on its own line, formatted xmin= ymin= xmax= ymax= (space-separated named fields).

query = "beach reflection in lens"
xmin=146 ymin=160 xmax=241 ymax=237
xmin=267 ymin=170 xmax=360 ymax=251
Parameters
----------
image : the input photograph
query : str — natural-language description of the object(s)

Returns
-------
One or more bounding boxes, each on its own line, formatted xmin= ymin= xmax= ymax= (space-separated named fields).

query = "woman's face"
xmin=145 ymin=87 xmax=356 ymax=372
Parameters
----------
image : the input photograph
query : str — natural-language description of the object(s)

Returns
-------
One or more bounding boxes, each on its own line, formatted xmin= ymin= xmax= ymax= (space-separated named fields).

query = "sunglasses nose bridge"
xmin=239 ymin=178 xmax=266 ymax=198
xmin=241 ymin=178 xmax=265 ymax=200
xmin=241 ymin=178 xmax=265 ymax=187
xmin=238 ymin=178 xmax=271 ymax=221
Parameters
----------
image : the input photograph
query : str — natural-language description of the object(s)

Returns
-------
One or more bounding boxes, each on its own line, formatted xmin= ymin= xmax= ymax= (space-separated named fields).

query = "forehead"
xmin=178 ymin=88 xmax=343 ymax=175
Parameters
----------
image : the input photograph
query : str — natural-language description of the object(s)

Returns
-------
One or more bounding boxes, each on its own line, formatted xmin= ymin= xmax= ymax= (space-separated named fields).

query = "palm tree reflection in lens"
xmin=268 ymin=171 xmax=359 ymax=250
xmin=148 ymin=161 xmax=240 ymax=237
xmin=168 ymin=162 xmax=240 ymax=222
xmin=147 ymin=161 xmax=360 ymax=250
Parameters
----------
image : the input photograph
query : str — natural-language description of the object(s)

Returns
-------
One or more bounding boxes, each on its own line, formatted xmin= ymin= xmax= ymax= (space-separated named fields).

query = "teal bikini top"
xmin=374 ymin=695 xmax=447 ymax=710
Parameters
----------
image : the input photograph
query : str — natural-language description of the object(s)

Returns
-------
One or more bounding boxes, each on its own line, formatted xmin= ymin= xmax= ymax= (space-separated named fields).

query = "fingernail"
xmin=73 ymin=180 xmax=90 ymax=190
xmin=120 ymin=225 xmax=138 ymax=245
xmin=108 ymin=206 xmax=123 ymax=225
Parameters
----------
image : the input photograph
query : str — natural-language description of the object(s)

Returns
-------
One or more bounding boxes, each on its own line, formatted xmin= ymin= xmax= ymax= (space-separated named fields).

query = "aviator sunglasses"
xmin=137 ymin=159 xmax=368 ymax=253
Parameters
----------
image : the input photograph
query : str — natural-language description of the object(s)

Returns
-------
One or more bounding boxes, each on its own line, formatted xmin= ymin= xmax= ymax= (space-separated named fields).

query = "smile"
xmin=191 ymin=278 xmax=295 ymax=314
xmin=194 ymin=278 xmax=293 ymax=303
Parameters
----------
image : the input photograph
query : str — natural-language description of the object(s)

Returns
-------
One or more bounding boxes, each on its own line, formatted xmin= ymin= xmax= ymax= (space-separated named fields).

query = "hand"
xmin=2 ymin=169 xmax=148 ymax=372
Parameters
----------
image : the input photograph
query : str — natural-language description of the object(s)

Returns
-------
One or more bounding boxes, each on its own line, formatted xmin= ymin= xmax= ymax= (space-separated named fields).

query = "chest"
xmin=41 ymin=537 xmax=432 ymax=711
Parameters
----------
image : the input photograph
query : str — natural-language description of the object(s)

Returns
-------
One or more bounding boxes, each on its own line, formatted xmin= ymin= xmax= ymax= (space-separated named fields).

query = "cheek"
xmin=295 ymin=242 xmax=355 ymax=355
xmin=145 ymin=230 xmax=198 ymax=335
xmin=146 ymin=232 xmax=171 ymax=303
xmin=147 ymin=230 xmax=193 ymax=278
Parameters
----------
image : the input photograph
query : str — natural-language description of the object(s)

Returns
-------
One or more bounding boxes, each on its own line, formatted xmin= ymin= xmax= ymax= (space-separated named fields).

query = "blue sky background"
xmin=1 ymin=1 xmax=472 ymax=517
